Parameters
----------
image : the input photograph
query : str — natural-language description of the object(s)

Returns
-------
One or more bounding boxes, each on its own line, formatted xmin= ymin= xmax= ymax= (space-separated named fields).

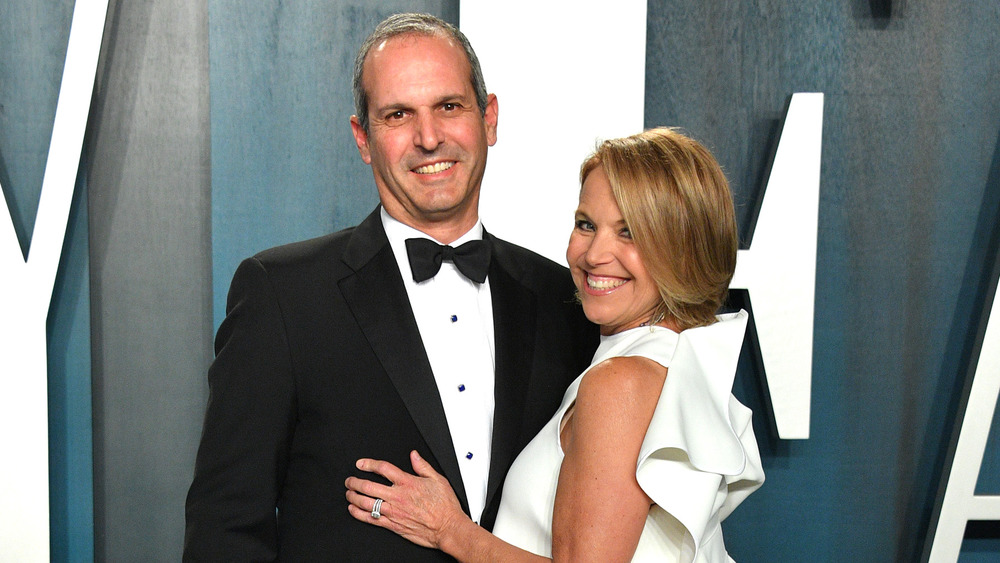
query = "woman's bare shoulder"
xmin=579 ymin=355 xmax=666 ymax=402
xmin=571 ymin=355 xmax=666 ymax=433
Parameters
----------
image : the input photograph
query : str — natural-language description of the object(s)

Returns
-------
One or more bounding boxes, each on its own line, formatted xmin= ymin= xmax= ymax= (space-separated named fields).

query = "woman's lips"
xmin=584 ymin=273 xmax=628 ymax=293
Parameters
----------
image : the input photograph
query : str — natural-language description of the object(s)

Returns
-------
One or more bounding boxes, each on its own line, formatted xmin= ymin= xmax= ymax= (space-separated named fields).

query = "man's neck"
xmin=380 ymin=208 xmax=480 ymax=245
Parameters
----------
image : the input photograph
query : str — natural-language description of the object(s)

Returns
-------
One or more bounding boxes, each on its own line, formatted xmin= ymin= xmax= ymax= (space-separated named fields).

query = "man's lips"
xmin=413 ymin=161 xmax=455 ymax=174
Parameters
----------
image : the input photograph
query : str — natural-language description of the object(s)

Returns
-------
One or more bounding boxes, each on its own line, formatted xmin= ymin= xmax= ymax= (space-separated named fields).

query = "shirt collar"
xmin=380 ymin=207 xmax=484 ymax=247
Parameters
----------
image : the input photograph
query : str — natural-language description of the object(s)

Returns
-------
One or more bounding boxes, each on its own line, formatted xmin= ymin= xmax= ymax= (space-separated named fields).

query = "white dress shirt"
xmin=381 ymin=209 xmax=495 ymax=523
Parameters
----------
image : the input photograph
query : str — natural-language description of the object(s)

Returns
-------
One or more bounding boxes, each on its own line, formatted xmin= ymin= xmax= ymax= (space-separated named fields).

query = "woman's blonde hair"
xmin=579 ymin=127 xmax=737 ymax=331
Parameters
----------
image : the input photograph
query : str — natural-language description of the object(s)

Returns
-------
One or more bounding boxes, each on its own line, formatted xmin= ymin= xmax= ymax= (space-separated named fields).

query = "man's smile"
xmin=413 ymin=161 xmax=456 ymax=174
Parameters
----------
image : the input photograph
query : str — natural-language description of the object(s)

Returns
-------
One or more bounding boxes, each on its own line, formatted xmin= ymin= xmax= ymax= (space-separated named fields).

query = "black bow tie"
xmin=405 ymin=237 xmax=492 ymax=283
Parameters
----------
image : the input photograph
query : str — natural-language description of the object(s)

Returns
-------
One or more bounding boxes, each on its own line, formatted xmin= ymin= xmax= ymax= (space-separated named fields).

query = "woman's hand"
xmin=345 ymin=450 xmax=470 ymax=550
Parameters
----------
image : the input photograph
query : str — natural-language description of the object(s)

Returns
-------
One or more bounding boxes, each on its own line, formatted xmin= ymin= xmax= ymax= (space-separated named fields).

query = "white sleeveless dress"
xmin=492 ymin=311 xmax=764 ymax=562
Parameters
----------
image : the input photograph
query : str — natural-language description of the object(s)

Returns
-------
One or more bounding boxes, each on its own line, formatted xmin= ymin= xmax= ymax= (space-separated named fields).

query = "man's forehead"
xmin=372 ymin=32 xmax=458 ymax=56
xmin=362 ymin=33 xmax=473 ymax=104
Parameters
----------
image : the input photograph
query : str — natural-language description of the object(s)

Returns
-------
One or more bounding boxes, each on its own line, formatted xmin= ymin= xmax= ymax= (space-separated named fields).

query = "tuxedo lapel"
xmin=338 ymin=209 xmax=470 ymax=512
xmin=484 ymin=235 xmax=537 ymax=515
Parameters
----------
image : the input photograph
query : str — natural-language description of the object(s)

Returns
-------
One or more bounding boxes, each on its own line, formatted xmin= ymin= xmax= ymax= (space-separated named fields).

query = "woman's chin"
xmin=580 ymin=307 xmax=604 ymax=327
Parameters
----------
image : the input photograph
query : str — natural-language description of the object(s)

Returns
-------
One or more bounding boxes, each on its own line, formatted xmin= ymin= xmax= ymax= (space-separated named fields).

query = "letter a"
xmin=924 ymin=270 xmax=1000 ymax=561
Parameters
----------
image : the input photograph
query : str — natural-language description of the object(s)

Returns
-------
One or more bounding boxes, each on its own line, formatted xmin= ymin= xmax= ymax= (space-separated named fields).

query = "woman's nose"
xmin=584 ymin=232 xmax=614 ymax=265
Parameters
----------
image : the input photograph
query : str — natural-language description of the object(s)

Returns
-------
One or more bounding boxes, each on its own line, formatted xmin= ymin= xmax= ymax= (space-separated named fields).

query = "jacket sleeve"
xmin=183 ymin=257 xmax=296 ymax=562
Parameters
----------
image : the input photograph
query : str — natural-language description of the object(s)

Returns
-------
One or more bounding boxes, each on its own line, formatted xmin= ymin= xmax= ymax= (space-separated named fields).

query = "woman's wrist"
xmin=437 ymin=514 xmax=483 ymax=560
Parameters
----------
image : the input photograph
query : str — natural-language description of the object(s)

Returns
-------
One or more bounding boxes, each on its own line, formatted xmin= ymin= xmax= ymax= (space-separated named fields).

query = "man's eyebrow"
xmin=436 ymin=93 xmax=469 ymax=104
xmin=373 ymin=102 xmax=411 ymax=114
xmin=371 ymin=92 xmax=474 ymax=117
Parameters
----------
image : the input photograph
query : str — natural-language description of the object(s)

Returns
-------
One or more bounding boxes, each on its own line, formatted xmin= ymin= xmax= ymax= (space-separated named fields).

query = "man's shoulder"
xmin=226 ymin=226 xmax=365 ymax=298
xmin=490 ymin=235 xmax=573 ymax=290
xmin=248 ymin=207 xmax=385 ymax=273
xmin=252 ymin=227 xmax=355 ymax=269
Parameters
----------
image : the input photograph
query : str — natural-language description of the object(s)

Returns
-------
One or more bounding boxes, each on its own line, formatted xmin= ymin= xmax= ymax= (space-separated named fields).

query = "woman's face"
xmin=567 ymin=167 xmax=662 ymax=335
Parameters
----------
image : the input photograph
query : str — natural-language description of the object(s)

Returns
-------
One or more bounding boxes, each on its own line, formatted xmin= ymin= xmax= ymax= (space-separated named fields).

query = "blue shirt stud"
xmin=458 ymin=384 xmax=466 ymax=392
xmin=466 ymin=452 xmax=474 ymax=460
xmin=451 ymin=314 xmax=458 ymax=322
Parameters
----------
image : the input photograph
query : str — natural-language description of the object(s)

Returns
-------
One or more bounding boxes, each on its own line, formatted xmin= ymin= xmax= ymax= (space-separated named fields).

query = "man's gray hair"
xmin=352 ymin=13 xmax=488 ymax=133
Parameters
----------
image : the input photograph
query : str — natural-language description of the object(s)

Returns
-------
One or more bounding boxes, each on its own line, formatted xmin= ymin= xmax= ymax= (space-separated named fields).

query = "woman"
xmin=345 ymin=127 xmax=765 ymax=562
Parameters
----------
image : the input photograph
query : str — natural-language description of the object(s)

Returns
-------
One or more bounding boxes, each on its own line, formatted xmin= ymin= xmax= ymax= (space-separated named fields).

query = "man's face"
xmin=351 ymin=34 xmax=498 ymax=241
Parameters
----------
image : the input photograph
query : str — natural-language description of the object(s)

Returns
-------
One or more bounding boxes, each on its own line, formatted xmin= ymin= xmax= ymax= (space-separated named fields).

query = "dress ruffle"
xmin=494 ymin=311 xmax=764 ymax=562
xmin=632 ymin=311 xmax=765 ymax=563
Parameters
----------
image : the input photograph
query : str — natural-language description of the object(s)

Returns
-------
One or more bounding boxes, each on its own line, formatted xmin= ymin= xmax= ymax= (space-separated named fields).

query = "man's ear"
xmin=350 ymin=115 xmax=372 ymax=164
xmin=484 ymin=93 xmax=498 ymax=147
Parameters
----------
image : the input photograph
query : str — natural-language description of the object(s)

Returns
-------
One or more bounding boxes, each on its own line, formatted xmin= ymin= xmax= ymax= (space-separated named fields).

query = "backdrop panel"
xmin=87 ymin=0 xmax=211 ymax=559
xmin=643 ymin=2 xmax=1000 ymax=560
xmin=0 ymin=1 xmax=72 ymax=258
xmin=48 ymin=168 xmax=94 ymax=561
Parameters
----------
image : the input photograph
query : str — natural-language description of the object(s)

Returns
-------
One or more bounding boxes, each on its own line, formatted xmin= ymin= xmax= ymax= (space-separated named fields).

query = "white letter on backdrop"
xmin=925 ymin=284 xmax=1000 ymax=562
xmin=461 ymin=0 xmax=648 ymax=264
xmin=0 ymin=0 xmax=108 ymax=560
xmin=730 ymin=93 xmax=823 ymax=440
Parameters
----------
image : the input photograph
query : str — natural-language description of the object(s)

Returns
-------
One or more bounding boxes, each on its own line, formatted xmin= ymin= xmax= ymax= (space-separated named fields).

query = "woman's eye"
xmin=620 ymin=227 xmax=633 ymax=239
xmin=575 ymin=219 xmax=594 ymax=231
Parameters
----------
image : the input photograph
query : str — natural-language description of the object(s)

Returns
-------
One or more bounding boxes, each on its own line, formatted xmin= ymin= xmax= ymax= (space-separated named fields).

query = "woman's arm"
xmin=551 ymin=355 xmax=666 ymax=562
xmin=345 ymin=450 xmax=548 ymax=562
xmin=344 ymin=355 xmax=665 ymax=562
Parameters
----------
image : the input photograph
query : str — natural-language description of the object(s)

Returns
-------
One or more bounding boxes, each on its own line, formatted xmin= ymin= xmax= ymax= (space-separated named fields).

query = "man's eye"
xmin=442 ymin=103 xmax=458 ymax=111
xmin=387 ymin=110 xmax=406 ymax=120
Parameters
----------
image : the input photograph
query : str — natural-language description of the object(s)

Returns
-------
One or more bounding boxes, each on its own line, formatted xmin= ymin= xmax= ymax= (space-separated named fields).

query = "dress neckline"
xmin=594 ymin=325 xmax=676 ymax=359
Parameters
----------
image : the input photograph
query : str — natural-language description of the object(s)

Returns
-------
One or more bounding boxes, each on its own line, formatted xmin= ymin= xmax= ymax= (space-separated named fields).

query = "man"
xmin=184 ymin=13 xmax=597 ymax=562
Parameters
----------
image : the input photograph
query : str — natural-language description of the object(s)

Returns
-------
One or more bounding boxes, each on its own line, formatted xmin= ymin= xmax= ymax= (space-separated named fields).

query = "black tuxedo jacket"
xmin=184 ymin=208 xmax=598 ymax=562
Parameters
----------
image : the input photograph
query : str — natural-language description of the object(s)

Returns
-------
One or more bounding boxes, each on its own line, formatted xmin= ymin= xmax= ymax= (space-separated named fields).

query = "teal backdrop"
xmin=2 ymin=0 xmax=999 ymax=560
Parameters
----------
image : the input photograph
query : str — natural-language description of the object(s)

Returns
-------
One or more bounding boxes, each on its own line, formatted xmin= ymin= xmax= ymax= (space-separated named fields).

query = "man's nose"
xmin=413 ymin=111 xmax=442 ymax=151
